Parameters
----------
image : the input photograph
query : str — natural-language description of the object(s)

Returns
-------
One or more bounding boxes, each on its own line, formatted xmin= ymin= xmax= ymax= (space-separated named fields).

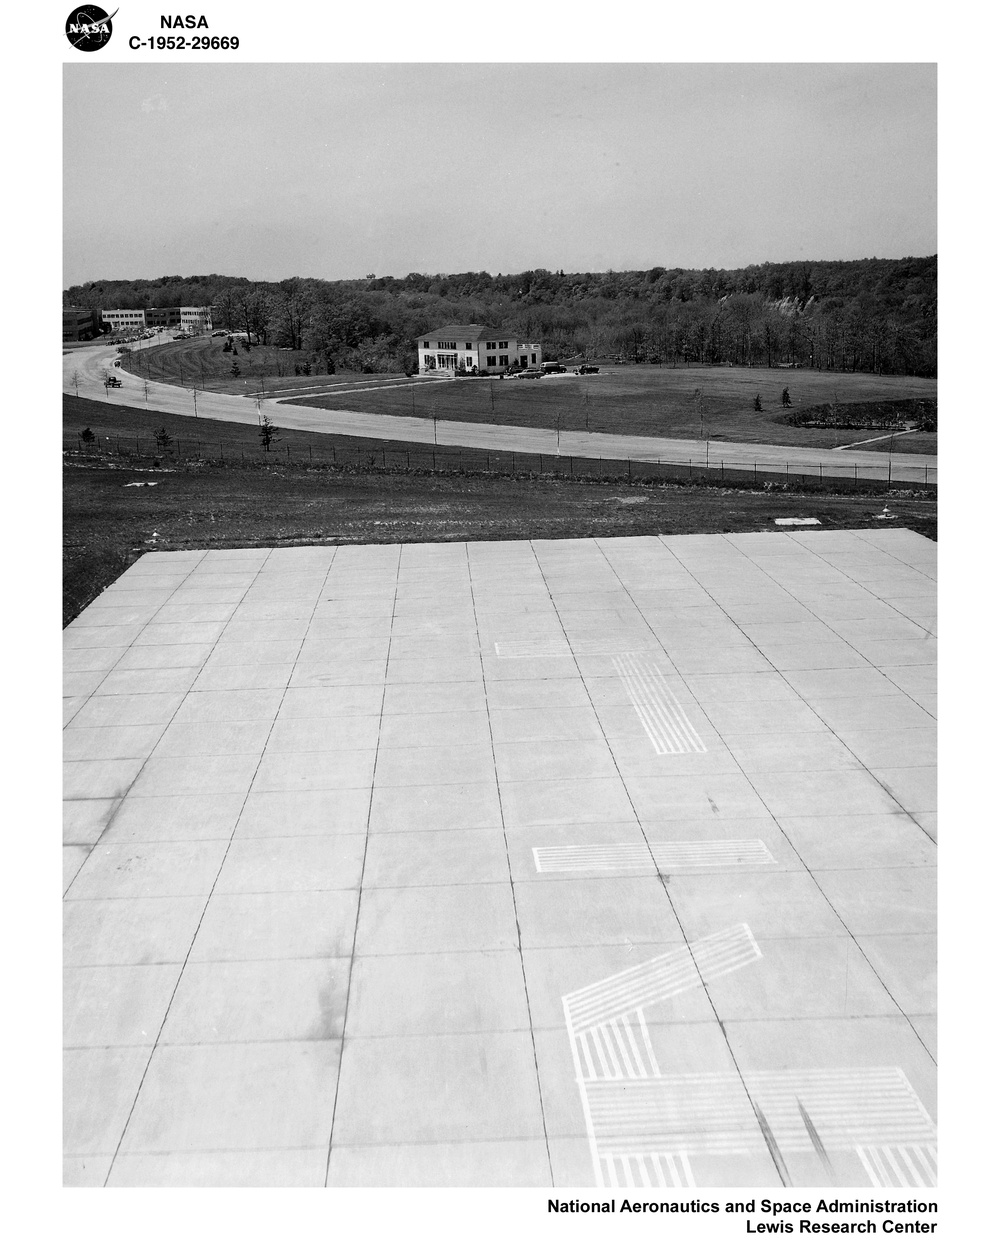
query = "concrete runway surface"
xmin=63 ymin=531 xmax=936 ymax=1187
xmin=64 ymin=340 xmax=936 ymax=484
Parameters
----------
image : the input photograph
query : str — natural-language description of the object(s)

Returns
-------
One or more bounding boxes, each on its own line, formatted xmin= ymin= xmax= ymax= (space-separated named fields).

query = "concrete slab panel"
xmin=345 ymin=950 xmax=531 ymax=1036
xmin=63 ymin=797 xmax=121 ymax=845
xmin=65 ymin=840 xmax=229 ymax=900
xmin=64 ymin=1046 xmax=153 ymax=1155
xmin=234 ymin=788 xmax=371 ymax=838
xmin=102 ymin=792 xmax=246 ymax=842
xmin=65 ymin=897 xmax=207 ymax=966
xmin=361 ymin=828 xmax=510 ymax=888
xmin=326 ymin=1139 xmax=551 ymax=1186
xmin=813 ymin=867 xmax=936 ymax=935
xmin=778 ymin=812 xmax=936 ymax=870
xmin=160 ymin=958 xmax=351 ymax=1043
xmin=119 ymin=1040 xmax=341 ymax=1153
xmin=188 ymin=891 xmax=359 ymax=962
xmin=64 ymin=533 xmax=936 ymax=1187
xmin=330 ymin=1032 xmax=545 ymax=1146
xmin=513 ymin=876 xmax=683 ymax=949
xmin=214 ymin=834 xmax=366 ymax=893
xmin=355 ymin=883 xmax=518 ymax=955
xmin=368 ymin=781 xmax=502 ymax=833
xmin=70 ymin=691 xmax=186 ymax=728
xmin=108 ymin=1148 xmax=329 ymax=1187
xmin=667 ymin=870 xmax=848 ymax=940
xmin=65 ymin=964 xmax=181 ymax=1046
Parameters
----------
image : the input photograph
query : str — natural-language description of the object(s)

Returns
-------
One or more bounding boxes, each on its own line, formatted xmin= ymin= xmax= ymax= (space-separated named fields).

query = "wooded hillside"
xmin=64 ymin=256 xmax=936 ymax=377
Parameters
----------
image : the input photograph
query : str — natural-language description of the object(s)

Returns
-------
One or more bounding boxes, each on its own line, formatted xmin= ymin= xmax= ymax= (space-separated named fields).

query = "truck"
xmin=541 ymin=361 xmax=567 ymax=374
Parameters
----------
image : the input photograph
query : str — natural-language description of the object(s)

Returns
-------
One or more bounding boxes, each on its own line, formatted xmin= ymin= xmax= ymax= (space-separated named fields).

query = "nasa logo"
xmin=65 ymin=6 xmax=118 ymax=52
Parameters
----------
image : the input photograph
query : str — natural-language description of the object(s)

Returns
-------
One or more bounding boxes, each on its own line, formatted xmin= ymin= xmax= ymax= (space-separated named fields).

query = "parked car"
xmin=541 ymin=361 xmax=567 ymax=374
xmin=518 ymin=369 xmax=544 ymax=380
xmin=578 ymin=364 xmax=600 ymax=374
xmin=105 ymin=376 xmax=122 ymax=388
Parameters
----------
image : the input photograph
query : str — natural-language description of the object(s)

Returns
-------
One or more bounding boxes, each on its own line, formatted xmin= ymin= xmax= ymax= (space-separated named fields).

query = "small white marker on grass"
xmin=774 ymin=517 xmax=821 ymax=526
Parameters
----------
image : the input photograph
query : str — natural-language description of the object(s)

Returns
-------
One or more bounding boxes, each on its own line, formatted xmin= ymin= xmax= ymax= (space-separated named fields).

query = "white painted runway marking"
xmin=580 ymin=1068 xmax=936 ymax=1186
xmin=562 ymin=924 xmax=763 ymax=1033
xmin=494 ymin=640 xmax=571 ymax=658
xmin=533 ymin=840 xmax=775 ymax=874
xmin=856 ymin=1142 xmax=938 ymax=1188
xmin=613 ymin=653 xmax=707 ymax=754
xmin=494 ymin=638 xmax=655 ymax=658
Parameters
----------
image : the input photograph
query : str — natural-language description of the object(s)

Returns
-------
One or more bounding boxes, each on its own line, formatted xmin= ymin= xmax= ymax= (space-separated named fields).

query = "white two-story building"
xmin=417 ymin=324 xmax=542 ymax=376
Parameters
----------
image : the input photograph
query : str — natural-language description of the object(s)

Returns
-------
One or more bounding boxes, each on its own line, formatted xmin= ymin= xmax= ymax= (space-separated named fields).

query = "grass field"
xmin=64 ymin=396 xmax=936 ymax=626
xmin=122 ymin=342 xmax=936 ymax=453
xmin=289 ymin=364 xmax=936 ymax=451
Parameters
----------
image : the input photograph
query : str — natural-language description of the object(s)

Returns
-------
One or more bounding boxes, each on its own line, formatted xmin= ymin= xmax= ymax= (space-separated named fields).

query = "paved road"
xmin=64 ymin=342 xmax=937 ymax=484
xmin=64 ymin=530 xmax=936 ymax=1186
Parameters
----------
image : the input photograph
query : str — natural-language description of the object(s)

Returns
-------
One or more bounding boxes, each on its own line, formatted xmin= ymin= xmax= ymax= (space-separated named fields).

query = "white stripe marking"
xmin=534 ymin=840 xmax=775 ymax=874
xmin=613 ymin=653 xmax=707 ymax=754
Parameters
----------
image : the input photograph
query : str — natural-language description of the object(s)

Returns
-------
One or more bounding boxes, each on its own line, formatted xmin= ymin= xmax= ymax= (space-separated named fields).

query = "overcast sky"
xmin=63 ymin=62 xmax=935 ymax=286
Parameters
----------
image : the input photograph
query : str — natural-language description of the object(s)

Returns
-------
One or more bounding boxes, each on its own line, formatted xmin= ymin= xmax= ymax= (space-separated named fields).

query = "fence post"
xmin=819 ymin=464 xmax=822 ymax=485
xmin=754 ymin=462 xmax=757 ymax=486
xmin=628 ymin=459 xmax=632 ymax=480
xmin=721 ymin=460 xmax=724 ymax=483
xmin=924 ymin=464 xmax=928 ymax=486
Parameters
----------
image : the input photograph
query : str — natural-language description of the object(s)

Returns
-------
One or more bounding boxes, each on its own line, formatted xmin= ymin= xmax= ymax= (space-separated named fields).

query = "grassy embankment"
xmin=64 ymin=395 xmax=936 ymax=626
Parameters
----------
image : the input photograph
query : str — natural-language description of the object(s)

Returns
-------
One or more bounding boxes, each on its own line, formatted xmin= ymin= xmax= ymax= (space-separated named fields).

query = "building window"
xmin=423 ymin=341 xmax=430 ymax=348
xmin=424 ymin=354 xmax=435 ymax=367
xmin=465 ymin=342 xmax=472 ymax=350
xmin=531 ymin=353 xmax=537 ymax=364
xmin=499 ymin=355 xmax=508 ymax=366
xmin=498 ymin=341 xmax=508 ymax=348
xmin=520 ymin=355 xmax=527 ymax=366
xmin=486 ymin=341 xmax=496 ymax=350
xmin=486 ymin=356 xmax=496 ymax=367
xmin=466 ymin=356 xmax=474 ymax=367
xmin=437 ymin=340 xmax=457 ymax=349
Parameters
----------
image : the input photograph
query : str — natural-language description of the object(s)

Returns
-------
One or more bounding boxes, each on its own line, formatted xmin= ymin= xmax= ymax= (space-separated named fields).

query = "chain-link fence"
xmin=65 ymin=434 xmax=936 ymax=489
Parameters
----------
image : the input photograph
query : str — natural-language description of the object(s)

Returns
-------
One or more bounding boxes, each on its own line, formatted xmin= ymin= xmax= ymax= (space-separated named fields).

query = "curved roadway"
xmin=63 ymin=340 xmax=936 ymax=485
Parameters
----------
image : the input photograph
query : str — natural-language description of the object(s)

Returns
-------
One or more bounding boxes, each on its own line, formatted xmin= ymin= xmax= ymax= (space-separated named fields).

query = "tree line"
xmin=64 ymin=255 xmax=936 ymax=377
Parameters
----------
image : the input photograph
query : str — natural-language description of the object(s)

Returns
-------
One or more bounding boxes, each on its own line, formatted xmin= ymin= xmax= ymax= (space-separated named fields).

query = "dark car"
xmin=105 ymin=376 xmax=122 ymax=388
xmin=578 ymin=364 xmax=600 ymax=374
xmin=541 ymin=362 xmax=567 ymax=374
xmin=518 ymin=369 xmax=544 ymax=379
